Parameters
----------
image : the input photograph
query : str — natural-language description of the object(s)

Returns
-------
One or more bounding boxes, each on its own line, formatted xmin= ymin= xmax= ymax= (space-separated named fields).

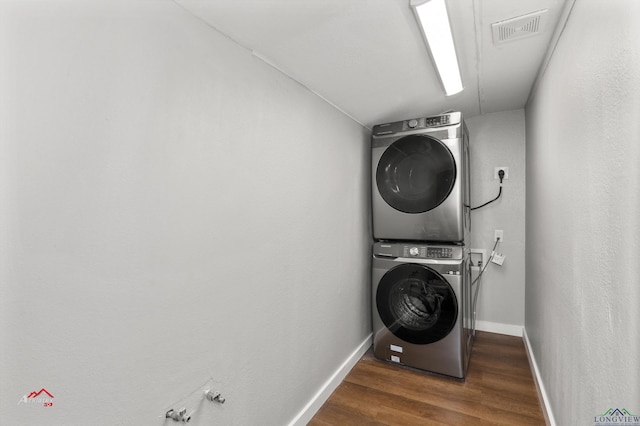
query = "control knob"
xmin=409 ymin=247 xmax=420 ymax=257
xmin=408 ymin=119 xmax=418 ymax=128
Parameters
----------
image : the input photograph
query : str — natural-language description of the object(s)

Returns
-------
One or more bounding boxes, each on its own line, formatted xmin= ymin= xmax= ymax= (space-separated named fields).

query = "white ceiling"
xmin=176 ymin=0 xmax=568 ymax=128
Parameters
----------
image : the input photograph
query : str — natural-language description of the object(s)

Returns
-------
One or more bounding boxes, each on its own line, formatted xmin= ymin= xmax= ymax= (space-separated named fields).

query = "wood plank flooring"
xmin=309 ymin=331 xmax=545 ymax=425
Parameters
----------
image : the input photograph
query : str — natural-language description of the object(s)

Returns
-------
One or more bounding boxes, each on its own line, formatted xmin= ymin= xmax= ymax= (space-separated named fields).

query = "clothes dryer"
xmin=371 ymin=112 xmax=470 ymax=243
xmin=372 ymin=241 xmax=473 ymax=379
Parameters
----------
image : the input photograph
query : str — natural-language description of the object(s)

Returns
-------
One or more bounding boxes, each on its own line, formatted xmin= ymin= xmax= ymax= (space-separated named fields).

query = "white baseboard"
xmin=288 ymin=333 xmax=373 ymax=426
xmin=475 ymin=319 xmax=523 ymax=337
xmin=523 ymin=328 xmax=556 ymax=426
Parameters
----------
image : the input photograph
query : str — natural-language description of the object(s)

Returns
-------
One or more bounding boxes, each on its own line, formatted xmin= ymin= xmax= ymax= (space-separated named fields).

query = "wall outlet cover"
xmin=494 ymin=167 xmax=509 ymax=179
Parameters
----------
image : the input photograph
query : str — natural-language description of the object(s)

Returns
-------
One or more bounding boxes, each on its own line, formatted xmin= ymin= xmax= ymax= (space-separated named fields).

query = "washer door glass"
xmin=376 ymin=264 xmax=457 ymax=344
xmin=376 ymin=135 xmax=456 ymax=213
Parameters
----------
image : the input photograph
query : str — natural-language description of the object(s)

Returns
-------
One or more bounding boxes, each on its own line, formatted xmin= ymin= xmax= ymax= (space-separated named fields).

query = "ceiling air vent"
xmin=491 ymin=9 xmax=548 ymax=44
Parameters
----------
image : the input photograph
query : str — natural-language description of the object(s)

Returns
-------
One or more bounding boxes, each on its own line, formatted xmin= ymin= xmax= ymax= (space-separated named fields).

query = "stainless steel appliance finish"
xmin=372 ymin=241 xmax=473 ymax=379
xmin=371 ymin=111 xmax=470 ymax=243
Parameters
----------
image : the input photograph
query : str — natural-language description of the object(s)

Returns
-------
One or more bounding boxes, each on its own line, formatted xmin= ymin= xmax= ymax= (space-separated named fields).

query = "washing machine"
xmin=372 ymin=241 xmax=473 ymax=379
xmin=371 ymin=111 xmax=470 ymax=243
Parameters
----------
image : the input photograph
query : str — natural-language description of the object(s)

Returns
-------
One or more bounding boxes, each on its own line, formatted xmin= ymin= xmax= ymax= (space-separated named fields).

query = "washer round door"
xmin=376 ymin=263 xmax=458 ymax=344
xmin=376 ymin=134 xmax=456 ymax=214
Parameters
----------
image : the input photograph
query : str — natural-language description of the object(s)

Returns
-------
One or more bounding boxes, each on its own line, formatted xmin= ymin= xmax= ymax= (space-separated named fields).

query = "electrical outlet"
xmin=494 ymin=229 xmax=504 ymax=242
xmin=494 ymin=167 xmax=509 ymax=180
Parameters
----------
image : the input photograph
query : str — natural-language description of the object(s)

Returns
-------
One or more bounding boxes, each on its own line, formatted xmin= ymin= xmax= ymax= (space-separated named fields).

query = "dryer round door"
xmin=376 ymin=263 xmax=458 ymax=344
xmin=376 ymin=134 xmax=456 ymax=214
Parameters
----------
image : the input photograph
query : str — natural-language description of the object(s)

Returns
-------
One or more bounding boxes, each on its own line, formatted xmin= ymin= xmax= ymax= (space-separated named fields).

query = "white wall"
xmin=466 ymin=110 xmax=526 ymax=335
xmin=0 ymin=2 xmax=371 ymax=425
xmin=526 ymin=0 xmax=640 ymax=424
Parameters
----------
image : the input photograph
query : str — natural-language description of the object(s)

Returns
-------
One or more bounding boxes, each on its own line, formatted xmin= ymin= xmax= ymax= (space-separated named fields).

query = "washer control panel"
xmin=373 ymin=242 xmax=463 ymax=260
xmin=403 ymin=245 xmax=454 ymax=259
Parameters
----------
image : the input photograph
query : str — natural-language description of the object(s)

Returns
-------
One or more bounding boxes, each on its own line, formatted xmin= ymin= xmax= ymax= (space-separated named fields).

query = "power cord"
xmin=469 ymin=169 xmax=504 ymax=211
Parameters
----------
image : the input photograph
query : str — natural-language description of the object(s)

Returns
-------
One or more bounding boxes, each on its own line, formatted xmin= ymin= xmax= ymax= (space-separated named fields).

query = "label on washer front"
xmin=390 ymin=355 xmax=401 ymax=363
xmin=390 ymin=344 xmax=403 ymax=353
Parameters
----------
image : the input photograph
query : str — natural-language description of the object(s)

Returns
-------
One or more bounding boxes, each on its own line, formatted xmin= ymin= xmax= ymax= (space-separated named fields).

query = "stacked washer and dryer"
xmin=371 ymin=111 xmax=474 ymax=379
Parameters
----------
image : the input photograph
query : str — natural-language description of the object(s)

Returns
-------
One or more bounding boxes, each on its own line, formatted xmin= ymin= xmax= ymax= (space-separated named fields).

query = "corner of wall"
xmin=287 ymin=334 xmax=372 ymax=426
xmin=522 ymin=328 xmax=556 ymax=426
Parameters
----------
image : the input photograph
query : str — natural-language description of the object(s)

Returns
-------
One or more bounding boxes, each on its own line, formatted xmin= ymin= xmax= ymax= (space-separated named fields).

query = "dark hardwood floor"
xmin=309 ymin=331 xmax=545 ymax=425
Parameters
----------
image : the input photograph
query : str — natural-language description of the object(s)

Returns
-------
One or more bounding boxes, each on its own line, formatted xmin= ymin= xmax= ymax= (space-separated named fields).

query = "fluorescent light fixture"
xmin=411 ymin=0 xmax=463 ymax=96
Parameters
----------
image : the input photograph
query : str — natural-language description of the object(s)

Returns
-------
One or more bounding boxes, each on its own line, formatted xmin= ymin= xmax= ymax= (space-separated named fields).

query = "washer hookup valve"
xmin=165 ymin=407 xmax=190 ymax=423
xmin=204 ymin=389 xmax=226 ymax=404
